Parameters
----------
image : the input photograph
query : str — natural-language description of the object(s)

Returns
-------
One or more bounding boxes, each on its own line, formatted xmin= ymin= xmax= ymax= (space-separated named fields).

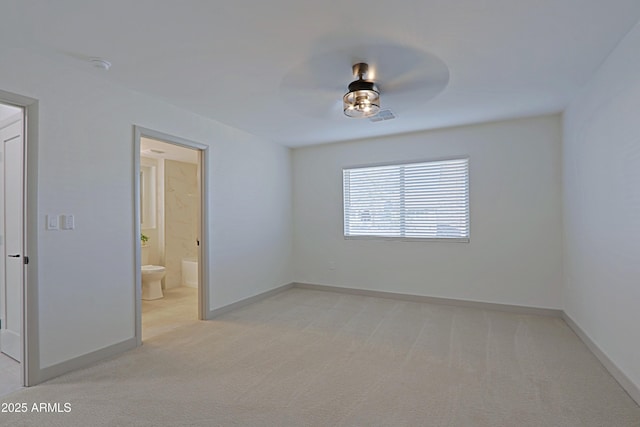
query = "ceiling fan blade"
xmin=382 ymin=65 xmax=450 ymax=95
xmin=280 ymin=85 xmax=344 ymax=118
xmin=278 ymin=53 xmax=350 ymax=119
xmin=278 ymin=42 xmax=449 ymax=118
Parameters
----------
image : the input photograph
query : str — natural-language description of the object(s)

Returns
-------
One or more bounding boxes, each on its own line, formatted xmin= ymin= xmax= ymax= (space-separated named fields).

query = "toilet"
xmin=141 ymin=265 xmax=166 ymax=300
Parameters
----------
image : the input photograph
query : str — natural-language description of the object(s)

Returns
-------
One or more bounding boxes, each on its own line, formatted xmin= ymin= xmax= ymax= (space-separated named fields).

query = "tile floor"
xmin=0 ymin=352 xmax=21 ymax=397
xmin=142 ymin=286 xmax=198 ymax=341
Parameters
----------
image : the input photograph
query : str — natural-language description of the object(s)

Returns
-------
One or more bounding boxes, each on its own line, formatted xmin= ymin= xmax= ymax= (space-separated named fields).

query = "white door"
xmin=0 ymin=115 xmax=23 ymax=362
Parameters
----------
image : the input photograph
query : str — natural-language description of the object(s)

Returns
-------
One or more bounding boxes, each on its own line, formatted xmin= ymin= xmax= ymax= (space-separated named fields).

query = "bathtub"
xmin=181 ymin=257 xmax=198 ymax=288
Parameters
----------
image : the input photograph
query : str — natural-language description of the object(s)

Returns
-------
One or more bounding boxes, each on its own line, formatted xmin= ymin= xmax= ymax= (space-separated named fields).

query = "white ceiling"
xmin=2 ymin=1 xmax=639 ymax=147
xmin=141 ymin=137 xmax=198 ymax=164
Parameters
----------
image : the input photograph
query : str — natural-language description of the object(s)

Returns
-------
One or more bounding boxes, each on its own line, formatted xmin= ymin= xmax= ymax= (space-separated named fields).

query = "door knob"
xmin=8 ymin=254 xmax=20 ymax=258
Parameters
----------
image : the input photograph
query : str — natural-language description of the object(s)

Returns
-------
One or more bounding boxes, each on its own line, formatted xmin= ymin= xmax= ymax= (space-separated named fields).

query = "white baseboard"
xmin=562 ymin=313 xmax=640 ymax=406
xmin=37 ymin=338 xmax=137 ymax=385
xmin=206 ymin=282 xmax=294 ymax=319
xmin=294 ymin=282 xmax=563 ymax=317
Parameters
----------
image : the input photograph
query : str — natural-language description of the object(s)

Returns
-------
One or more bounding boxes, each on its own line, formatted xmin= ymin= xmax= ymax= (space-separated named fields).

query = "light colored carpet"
xmin=1 ymin=288 xmax=638 ymax=426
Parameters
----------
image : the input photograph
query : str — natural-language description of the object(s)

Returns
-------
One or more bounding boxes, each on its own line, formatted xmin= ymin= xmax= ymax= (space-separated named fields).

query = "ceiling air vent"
xmin=369 ymin=109 xmax=396 ymax=122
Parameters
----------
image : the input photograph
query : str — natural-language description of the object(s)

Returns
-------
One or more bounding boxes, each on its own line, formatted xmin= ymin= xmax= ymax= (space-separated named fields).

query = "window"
xmin=343 ymin=157 xmax=469 ymax=241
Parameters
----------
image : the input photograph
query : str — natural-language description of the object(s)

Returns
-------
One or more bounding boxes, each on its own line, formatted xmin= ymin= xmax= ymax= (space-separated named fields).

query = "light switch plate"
xmin=62 ymin=214 xmax=75 ymax=230
xmin=47 ymin=214 xmax=59 ymax=230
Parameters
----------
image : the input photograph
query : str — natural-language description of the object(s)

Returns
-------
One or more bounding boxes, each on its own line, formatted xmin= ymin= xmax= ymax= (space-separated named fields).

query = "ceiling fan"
xmin=279 ymin=44 xmax=450 ymax=121
xmin=343 ymin=62 xmax=380 ymax=118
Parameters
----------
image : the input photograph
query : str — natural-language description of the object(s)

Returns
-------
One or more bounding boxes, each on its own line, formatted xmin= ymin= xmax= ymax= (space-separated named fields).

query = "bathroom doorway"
xmin=134 ymin=127 xmax=209 ymax=343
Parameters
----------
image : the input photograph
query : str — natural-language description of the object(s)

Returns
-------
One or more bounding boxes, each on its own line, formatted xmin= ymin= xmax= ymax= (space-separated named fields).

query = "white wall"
xmin=209 ymin=133 xmax=294 ymax=306
xmin=293 ymin=115 xmax=563 ymax=308
xmin=563 ymin=22 xmax=640 ymax=391
xmin=164 ymin=159 xmax=198 ymax=288
xmin=0 ymin=47 xmax=293 ymax=370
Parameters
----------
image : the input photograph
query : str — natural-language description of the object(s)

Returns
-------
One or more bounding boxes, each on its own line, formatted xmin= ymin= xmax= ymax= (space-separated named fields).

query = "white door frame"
xmin=0 ymin=91 xmax=39 ymax=387
xmin=133 ymin=126 xmax=210 ymax=345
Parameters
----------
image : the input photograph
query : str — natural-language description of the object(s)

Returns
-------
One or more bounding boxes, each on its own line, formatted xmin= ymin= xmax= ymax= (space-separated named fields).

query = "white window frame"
xmin=342 ymin=156 xmax=470 ymax=243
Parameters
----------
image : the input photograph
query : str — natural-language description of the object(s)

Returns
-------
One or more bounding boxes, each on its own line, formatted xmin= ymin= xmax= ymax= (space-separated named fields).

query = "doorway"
xmin=134 ymin=127 xmax=209 ymax=344
xmin=0 ymin=101 xmax=24 ymax=395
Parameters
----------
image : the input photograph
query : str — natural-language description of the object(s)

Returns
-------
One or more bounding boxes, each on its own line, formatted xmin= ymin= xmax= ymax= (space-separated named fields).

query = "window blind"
xmin=343 ymin=158 xmax=469 ymax=241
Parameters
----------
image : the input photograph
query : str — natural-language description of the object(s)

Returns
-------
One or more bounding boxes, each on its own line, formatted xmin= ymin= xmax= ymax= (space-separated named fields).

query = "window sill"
xmin=344 ymin=236 xmax=470 ymax=243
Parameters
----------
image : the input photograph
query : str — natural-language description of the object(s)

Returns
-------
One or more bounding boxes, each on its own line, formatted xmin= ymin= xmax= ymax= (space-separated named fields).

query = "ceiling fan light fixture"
xmin=343 ymin=63 xmax=380 ymax=118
